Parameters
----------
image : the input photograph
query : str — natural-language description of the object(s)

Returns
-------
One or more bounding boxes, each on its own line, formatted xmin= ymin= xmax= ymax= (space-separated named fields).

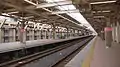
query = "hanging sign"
xmin=104 ymin=27 xmax=112 ymax=32
xmin=20 ymin=28 xmax=25 ymax=32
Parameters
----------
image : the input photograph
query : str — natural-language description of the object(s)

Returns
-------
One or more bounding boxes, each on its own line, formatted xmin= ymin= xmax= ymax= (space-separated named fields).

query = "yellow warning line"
xmin=81 ymin=37 xmax=97 ymax=67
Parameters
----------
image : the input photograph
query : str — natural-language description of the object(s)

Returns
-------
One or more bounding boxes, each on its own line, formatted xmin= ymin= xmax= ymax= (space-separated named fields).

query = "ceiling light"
xmin=93 ymin=16 xmax=105 ymax=18
xmin=2 ymin=13 xmax=10 ymax=16
xmin=24 ymin=0 xmax=37 ymax=6
xmin=92 ymin=10 xmax=111 ymax=13
xmin=52 ymin=9 xmax=79 ymax=14
xmin=102 ymin=10 xmax=111 ymax=13
xmin=24 ymin=16 xmax=34 ymax=19
xmin=92 ymin=11 xmax=96 ymax=13
xmin=90 ymin=1 xmax=116 ymax=4
xmin=37 ymin=1 xmax=72 ymax=8
xmin=7 ymin=11 xmax=19 ymax=14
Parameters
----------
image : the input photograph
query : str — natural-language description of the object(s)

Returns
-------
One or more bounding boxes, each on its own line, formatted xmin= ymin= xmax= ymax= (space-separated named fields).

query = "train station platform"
xmin=65 ymin=36 xmax=120 ymax=67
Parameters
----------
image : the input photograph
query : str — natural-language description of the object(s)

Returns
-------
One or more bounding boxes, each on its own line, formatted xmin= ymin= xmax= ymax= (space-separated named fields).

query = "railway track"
xmin=52 ymin=36 xmax=94 ymax=67
xmin=0 ymin=36 xmax=93 ymax=67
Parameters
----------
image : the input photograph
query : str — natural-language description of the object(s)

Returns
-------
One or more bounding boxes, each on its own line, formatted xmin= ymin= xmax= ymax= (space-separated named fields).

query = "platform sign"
xmin=104 ymin=27 xmax=112 ymax=32
xmin=19 ymin=28 xmax=26 ymax=43
xmin=20 ymin=28 xmax=25 ymax=33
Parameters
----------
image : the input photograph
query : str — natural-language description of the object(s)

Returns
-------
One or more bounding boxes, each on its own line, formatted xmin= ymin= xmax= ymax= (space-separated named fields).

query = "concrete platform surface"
xmin=90 ymin=37 xmax=120 ymax=67
xmin=65 ymin=36 xmax=120 ymax=67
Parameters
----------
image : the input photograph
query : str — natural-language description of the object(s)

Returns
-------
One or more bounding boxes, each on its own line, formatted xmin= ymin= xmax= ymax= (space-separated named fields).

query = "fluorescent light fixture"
xmin=37 ymin=1 xmax=72 ymax=8
xmin=2 ymin=13 xmax=10 ymax=16
xmin=11 ymin=15 xmax=19 ymax=18
xmin=98 ymin=11 xmax=102 ymax=13
xmin=90 ymin=1 xmax=116 ymax=4
xmin=93 ymin=16 xmax=105 ymax=18
xmin=102 ymin=10 xmax=111 ymax=13
xmin=92 ymin=10 xmax=111 ymax=13
xmin=92 ymin=11 xmax=96 ymax=13
xmin=52 ymin=9 xmax=79 ymax=14
xmin=24 ymin=0 xmax=37 ymax=6
xmin=7 ymin=11 xmax=19 ymax=14
xmin=24 ymin=16 xmax=34 ymax=19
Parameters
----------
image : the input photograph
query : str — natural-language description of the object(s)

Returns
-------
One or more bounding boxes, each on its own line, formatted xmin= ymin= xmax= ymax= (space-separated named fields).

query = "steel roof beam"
xmin=51 ymin=9 xmax=79 ymax=14
xmin=1 ymin=1 xmax=42 ymax=17
xmin=90 ymin=0 xmax=116 ymax=5
xmin=24 ymin=0 xmax=81 ymax=27
xmin=0 ymin=0 xmax=82 ymax=29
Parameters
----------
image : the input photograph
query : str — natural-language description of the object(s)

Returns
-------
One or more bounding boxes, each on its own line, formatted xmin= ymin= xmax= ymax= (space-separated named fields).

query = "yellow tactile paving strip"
xmin=82 ymin=37 xmax=97 ymax=67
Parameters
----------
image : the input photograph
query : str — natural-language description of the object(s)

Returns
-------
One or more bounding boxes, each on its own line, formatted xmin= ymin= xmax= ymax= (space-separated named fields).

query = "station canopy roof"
xmin=0 ymin=0 xmax=96 ymax=33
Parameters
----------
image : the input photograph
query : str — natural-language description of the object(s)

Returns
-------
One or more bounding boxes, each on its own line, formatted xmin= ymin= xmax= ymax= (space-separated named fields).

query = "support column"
xmin=0 ymin=19 xmax=6 ymax=43
xmin=19 ymin=21 xmax=26 ymax=43
xmin=60 ymin=29 xmax=62 ymax=39
xmin=116 ymin=22 xmax=120 ymax=43
xmin=66 ymin=28 xmax=69 ymax=38
xmin=70 ymin=29 xmax=72 ymax=37
xmin=49 ymin=29 xmax=52 ymax=39
xmin=112 ymin=22 xmax=116 ymax=42
xmin=40 ymin=30 xmax=43 ymax=39
xmin=46 ymin=29 xmax=49 ymax=39
xmin=12 ymin=29 xmax=16 ymax=42
xmin=77 ymin=30 xmax=79 ymax=36
xmin=100 ymin=28 xmax=105 ymax=40
xmin=58 ymin=28 xmax=60 ymax=39
xmin=73 ymin=29 xmax=75 ymax=37
xmin=29 ymin=29 xmax=34 ymax=40
xmin=44 ymin=30 xmax=46 ymax=39
xmin=32 ymin=29 xmax=35 ymax=40
xmin=38 ymin=30 xmax=40 ymax=39
xmin=74 ymin=30 xmax=77 ymax=37
xmin=52 ymin=23 xmax=56 ymax=39
xmin=104 ymin=17 xmax=112 ymax=47
xmin=0 ymin=29 xmax=3 ymax=43
xmin=115 ymin=24 xmax=118 ymax=42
